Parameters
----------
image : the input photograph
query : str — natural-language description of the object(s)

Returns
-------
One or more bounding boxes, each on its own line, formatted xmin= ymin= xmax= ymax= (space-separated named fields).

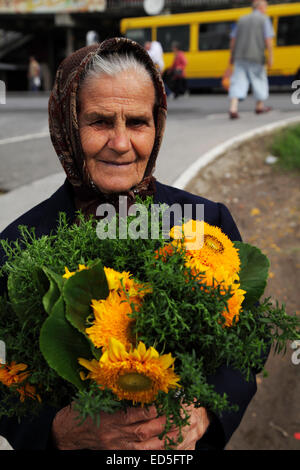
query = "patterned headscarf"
xmin=48 ymin=37 xmax=167 ymax=216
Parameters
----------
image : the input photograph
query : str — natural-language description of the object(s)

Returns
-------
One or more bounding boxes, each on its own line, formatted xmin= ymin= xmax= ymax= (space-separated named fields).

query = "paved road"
xmin=0 ymin=90 xmax=299 ymax=233
xmin=0 ymin=90 xmax=299 ymax=450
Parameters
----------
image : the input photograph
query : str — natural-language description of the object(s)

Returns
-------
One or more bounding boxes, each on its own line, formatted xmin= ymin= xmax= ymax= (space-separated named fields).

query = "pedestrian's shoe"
xmin=255 ymin=106 xmax=273 ymax=114
xmin=229 ymin=111 xmax=239 ymax=119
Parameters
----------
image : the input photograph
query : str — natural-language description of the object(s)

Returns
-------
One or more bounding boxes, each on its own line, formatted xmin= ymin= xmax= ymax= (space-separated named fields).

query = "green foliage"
xmin=63 ymin=260 xmax=109 ymax=333
xmin=271 ymin=124 xmax=300 ymax=171
xmin=73 ymin=383 xmax=127 ymax=427
xmin=234 ymin=241 xmax=270 ymax=309
xmin=39 ymin=295 xmax=93 ymax=391
xmin=0 ymin=294 xmax=75 ymax=417
xmin=42 ymin=266 xmax=64 ymax=315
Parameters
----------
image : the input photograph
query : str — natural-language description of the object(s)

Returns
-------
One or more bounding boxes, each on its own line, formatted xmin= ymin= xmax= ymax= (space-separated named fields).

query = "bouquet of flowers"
xmin=0 ymin=198 xmax=299 ymax=448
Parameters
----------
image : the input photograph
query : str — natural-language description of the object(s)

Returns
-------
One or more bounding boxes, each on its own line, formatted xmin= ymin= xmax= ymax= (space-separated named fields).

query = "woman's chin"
xmin=94 ymin=179 xmax=139 ymax=195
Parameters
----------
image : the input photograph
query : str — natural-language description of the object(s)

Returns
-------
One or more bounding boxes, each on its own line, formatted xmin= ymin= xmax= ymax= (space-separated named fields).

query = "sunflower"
xmin=63 ymin=264 xmax=89 ymax=279
xmin=171 ymin=220 xmax=241 ymax=279
xmin=188 ymin=263 xmax=240 ymax=290
xmin=86 ymin=268 xmax=152 ymax=350
xmin=79 ymin=338 xmax=181 ymax=405
xmin=223 ymin=286 xmax=245 ymax=327
xmin=85 ymin=291 xmax=137 ymax=350
xmin=0 ymin=362 xmax=29 ymax=387
xmin=104 ymin=267 xmax=152 ymax=299
xmin=170 ymin=219 xmax=203 ymax=249
xmin=169 ymin=221 xmax=244 ymax=326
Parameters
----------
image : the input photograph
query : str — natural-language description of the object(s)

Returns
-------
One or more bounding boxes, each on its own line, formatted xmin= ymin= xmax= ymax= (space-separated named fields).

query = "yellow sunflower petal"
xmin=63 ymin=264 xmax=89 ymax=279
xmin=158 ymin=353 xmax=175 ymax=370
xmin=78 ymin=264 xmax=87 ymax=271
xmin=107 ymin=337 xmax=128 ymax=362
xmin=63 ymin=267 xmax=75 ymax=279
xmin=86 ymin=291 xmax=136 ymax=350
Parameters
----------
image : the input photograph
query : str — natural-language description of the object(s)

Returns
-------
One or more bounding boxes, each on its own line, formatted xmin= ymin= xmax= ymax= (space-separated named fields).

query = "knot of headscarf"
xmin=48 ymin=37 xmax=167 ymax=217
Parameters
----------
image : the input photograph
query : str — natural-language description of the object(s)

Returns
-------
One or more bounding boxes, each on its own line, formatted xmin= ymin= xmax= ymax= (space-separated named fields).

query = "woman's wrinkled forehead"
xmin=77 ymin=67 xmax=157 ymax=118
xmin=80 ymin=52 xmax=163 ymax=108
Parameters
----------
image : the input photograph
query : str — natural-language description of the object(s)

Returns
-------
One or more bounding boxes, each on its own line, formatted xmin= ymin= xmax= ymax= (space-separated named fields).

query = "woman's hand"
xmin=175 ymin=405 xmax=210 ymax=450
xmin=51 ymin=403 xmax=210 ymax=450
xmin=52 ymin=404 xmax=169 ymax=450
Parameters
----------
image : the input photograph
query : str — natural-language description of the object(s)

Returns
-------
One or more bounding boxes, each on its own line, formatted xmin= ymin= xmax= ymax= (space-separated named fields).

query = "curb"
xmin=0 ymin=173 xmax=65 ymax=233
xmin=173 ymin=115 xmax=300 ymax=191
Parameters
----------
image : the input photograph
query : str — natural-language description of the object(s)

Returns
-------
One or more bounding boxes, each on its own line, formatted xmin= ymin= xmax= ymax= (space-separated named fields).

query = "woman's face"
xmin=78 ymin=69 xmax=156 ymax=194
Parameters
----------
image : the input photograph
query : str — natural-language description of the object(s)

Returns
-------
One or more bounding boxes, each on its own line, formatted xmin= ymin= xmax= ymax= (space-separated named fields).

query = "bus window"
xmin=157 ymin=25 xmax=189 ymax=52
xmin=199 ymin=22 xmax=233 ymax=50
xmin=277 ymin=16 xmax=300 ymax=46
xmin=125 ymin=28 xmax=152 ymax=45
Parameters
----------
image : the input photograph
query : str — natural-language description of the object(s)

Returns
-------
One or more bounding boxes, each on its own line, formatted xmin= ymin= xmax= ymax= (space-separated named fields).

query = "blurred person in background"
xmin=86 ymin=30 xmax=100 ymax=46
xmin=228 ymin=0 xmax=274 ymax=119
xmin=163 ymin=41 xmax=187 ymax=99
xmin=144 ymin=40 xmax=164 ymax=73
xmin=28 ymin=56 xmax=41 ymax=92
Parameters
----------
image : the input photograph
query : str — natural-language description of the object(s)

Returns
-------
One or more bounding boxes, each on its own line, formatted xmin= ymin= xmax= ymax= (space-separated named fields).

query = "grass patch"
xmin=270 ymin=124 xmax=300 ymax=171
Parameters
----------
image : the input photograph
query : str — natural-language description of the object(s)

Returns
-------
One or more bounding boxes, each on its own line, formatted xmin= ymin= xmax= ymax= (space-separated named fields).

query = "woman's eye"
xmin=92 ymin=120 xmax=111 ymax=128
xmin=128 ymin=119 xmax=146 ymax=127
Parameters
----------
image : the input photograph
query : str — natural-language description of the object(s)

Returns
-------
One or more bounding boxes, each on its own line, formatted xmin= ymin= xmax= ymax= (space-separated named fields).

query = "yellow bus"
xmin=120 ymin=3 xmax=300 ymax=89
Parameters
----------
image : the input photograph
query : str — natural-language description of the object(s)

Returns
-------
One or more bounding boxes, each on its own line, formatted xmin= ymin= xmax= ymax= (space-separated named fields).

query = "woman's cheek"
xmin=80 ymin=128 xmax=99 ymax=158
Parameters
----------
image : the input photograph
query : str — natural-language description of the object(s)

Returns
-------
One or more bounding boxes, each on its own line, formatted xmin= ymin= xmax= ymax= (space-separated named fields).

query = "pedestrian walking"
xmin=163 ymin=41 xmax=187 ymax=99
xmin=86 ymin=30 xmax=99 ymax=46
xmin=28 ymin=56 xmax=41 ymax=92
xmin=228 ymin=0 xmax=274 ymax=119
xmin=144 ymin=40 xmax=165 ymax=73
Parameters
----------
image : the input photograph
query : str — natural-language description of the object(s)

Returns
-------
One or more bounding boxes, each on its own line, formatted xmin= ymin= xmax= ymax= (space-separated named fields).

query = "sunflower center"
xmin=117 ymin=373 xmax=152 ymax=392
xmin=204 ymin=235 xmax=224 ymax=253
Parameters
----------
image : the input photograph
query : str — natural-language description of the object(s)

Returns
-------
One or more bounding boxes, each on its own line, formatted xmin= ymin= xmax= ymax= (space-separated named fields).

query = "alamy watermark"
xmin=0 ymin=339 xmax=6 ymax=364
xmin=291 ymin=340 xmax=300 ymax=365
xmin=291 ymin=80 xmax=300 ymax=105
xmin=95 ymin=198 xmax=205 ymax=251
xmin=0 ymin=80 xmax=6 ymax=105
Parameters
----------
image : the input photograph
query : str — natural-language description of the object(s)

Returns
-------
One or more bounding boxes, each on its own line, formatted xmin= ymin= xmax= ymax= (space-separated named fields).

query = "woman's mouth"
xmin=99 ymin=160 xmax=135 ymax=166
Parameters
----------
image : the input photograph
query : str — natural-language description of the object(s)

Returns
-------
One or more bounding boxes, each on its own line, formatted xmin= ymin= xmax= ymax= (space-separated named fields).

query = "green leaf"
xmin=39 ymin=295 xmax=92 ymax=390
xmin=32 ymin=267 xmax=50 ymax=298
xmin=42 ymin=266 xmax=64 ymax=315
xmin=63 ymin=260 xmax=109 ymax=334
xmin=234 ymin=241 xmax=270 ymax=308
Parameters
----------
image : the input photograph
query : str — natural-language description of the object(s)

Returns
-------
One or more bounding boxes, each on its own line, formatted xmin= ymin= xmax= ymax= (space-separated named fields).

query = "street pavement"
xmin=0 ymin=90 xmax=299 ymax=233
xmin=0 ymin=90 xmax=299 ymax=449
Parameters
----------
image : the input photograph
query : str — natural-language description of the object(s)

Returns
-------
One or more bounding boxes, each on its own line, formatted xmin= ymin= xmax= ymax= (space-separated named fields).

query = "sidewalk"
xmin=1 ymin=105 xmax=300 ymax=233
xmin=0 ymin=104 xmax=300 ymax=451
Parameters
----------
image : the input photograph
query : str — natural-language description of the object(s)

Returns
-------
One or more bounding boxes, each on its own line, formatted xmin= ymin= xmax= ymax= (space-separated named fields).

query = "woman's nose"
xmin=107 ymin=125 xmax=131 ymax=154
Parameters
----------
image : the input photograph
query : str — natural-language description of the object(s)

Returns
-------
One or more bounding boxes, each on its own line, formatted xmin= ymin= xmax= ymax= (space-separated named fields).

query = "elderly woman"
xmin=0 ymin=38 xmax=257 ymax=450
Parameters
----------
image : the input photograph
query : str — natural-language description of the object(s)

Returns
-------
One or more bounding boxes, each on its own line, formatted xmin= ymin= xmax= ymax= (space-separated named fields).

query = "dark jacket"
xmin=0 ymin=179 xmax=257 ymax=450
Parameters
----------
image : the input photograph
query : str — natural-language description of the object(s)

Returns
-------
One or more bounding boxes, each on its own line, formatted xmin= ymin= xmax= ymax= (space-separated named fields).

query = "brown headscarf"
xmin=48 ymin=37 xmax=167 ymax=217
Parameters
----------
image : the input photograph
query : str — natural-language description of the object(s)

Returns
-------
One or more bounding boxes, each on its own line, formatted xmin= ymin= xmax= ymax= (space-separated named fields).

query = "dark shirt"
xmin=0 ymin=179 xmax=257 ymax=450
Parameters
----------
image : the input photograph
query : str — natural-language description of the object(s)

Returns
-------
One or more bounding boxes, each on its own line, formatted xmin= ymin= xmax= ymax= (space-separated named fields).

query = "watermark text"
xmin=96 ymin=198 xmax=205 ymax=250
xmin=291 ymin=80 xmax=300 ymax=105
xmin=291 ymin=340 xmax=300 ymax=365
xmin=0 ymin=340 xmax=6 ymax=364
xmin=0 ymin=80 xmax=6 ymax=105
